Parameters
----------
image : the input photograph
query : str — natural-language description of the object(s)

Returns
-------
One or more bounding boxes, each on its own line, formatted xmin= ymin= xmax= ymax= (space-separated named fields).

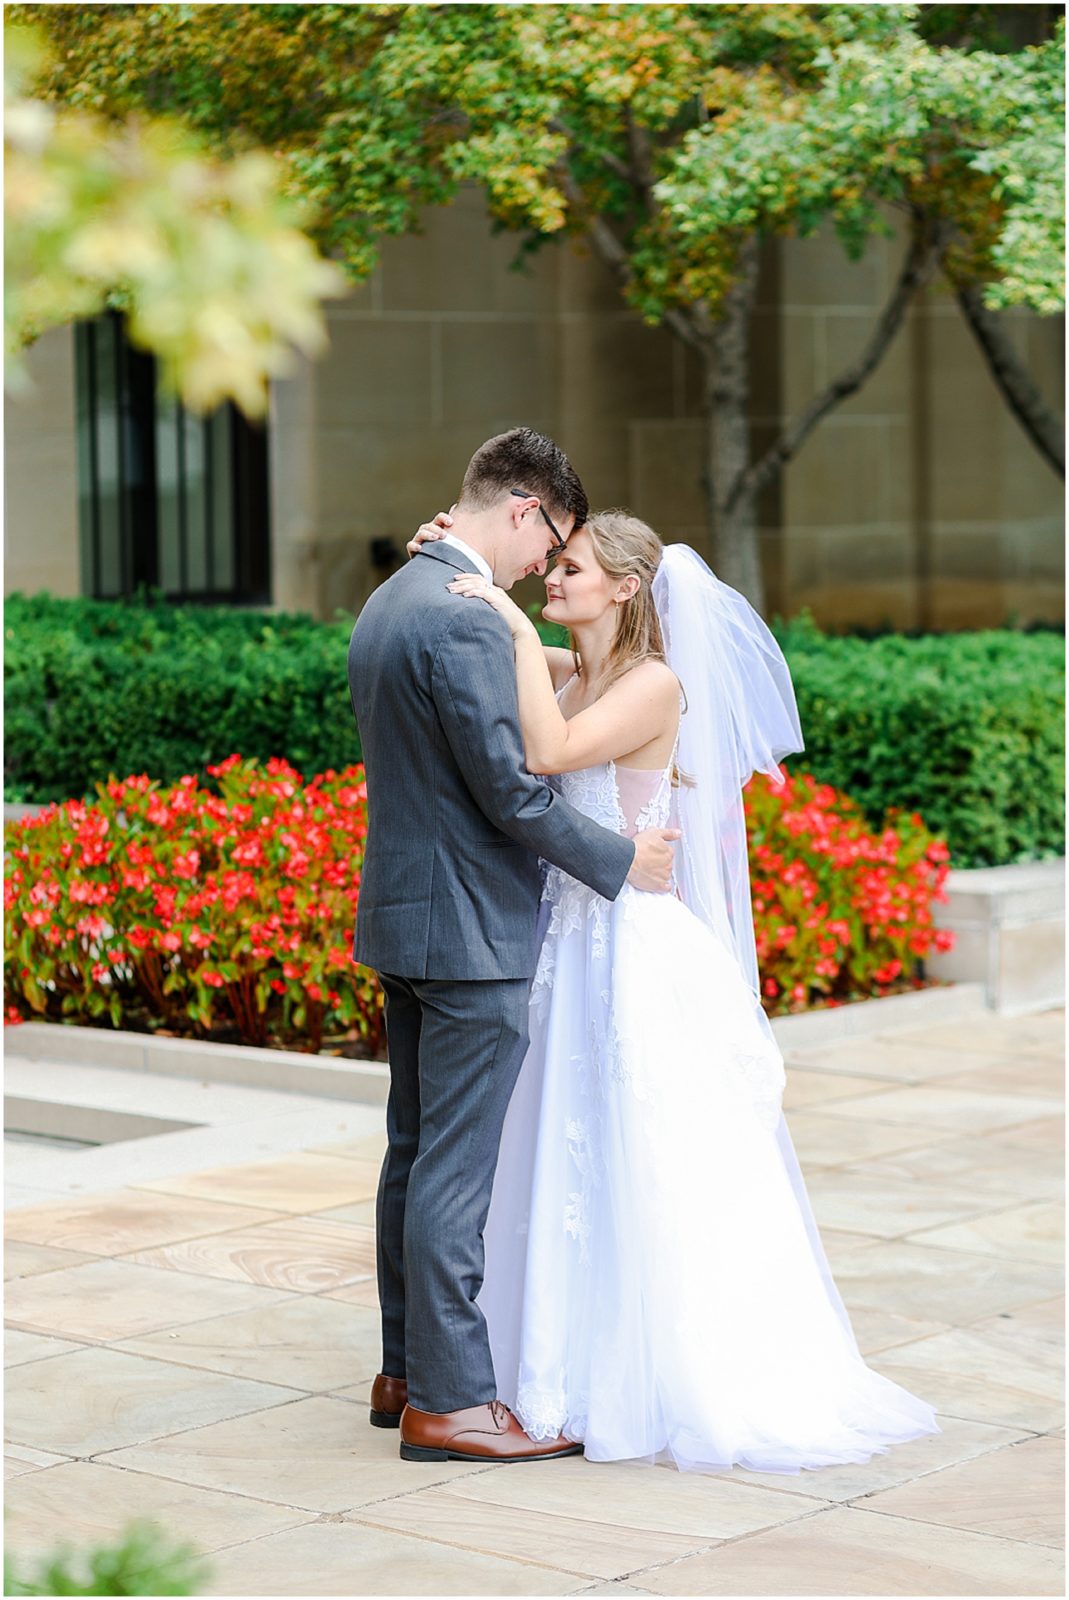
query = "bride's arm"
xmin=407 ymin=516 xmax=572 ymax=686
xmin=448 ymin=576 xmax=678 ymax=774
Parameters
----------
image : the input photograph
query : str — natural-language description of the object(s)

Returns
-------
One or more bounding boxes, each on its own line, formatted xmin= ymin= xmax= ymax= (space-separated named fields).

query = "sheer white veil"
xmin=652 ymin=547 xmax=857 ymax=1342
xmin=652 ymin=544 xmax=804 ymax=997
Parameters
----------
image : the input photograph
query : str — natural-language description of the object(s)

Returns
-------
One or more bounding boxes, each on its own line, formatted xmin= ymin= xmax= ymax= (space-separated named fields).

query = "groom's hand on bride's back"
xmin=627 ymin=828 xmax=682 ymax=893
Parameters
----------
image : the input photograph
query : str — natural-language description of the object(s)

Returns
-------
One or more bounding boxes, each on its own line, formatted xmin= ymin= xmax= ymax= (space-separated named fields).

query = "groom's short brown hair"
xmin=458 ymin=428 xmax=588 ymax=529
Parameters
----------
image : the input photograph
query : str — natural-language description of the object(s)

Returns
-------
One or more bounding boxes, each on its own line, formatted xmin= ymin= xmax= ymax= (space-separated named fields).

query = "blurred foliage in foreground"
xmin=4 ymin=1520 xmax=209 ymax=1596
xmin=4 ymin=27 xmax=345 ymax=414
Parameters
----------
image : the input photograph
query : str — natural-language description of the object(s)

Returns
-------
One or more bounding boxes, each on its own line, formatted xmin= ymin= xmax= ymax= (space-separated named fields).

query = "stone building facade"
xmin=5 ymin=189 xmax=1064 ymax=632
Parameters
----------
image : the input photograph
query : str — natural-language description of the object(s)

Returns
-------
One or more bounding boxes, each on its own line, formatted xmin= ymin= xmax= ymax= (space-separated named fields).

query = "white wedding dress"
xmin=479 ymin=735 xmax=939 ymax=1474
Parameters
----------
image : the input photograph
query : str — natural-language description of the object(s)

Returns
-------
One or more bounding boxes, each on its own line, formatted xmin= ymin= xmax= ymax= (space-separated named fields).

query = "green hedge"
xmin=775 ymin=615 xmax=1064 ymax=869
xmin=5 ymin=593 xmax=1064 ymax=868
xmin=4 ymin=592 xmax=361 ymax=804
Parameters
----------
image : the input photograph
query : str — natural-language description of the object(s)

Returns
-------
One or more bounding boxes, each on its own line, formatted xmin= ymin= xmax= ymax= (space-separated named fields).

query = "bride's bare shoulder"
xmin=611 ymin=658 xmax=680 ymax=701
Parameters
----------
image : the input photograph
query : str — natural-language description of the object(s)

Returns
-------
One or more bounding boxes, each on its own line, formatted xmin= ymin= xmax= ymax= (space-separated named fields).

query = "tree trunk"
xmin=953 ymin=280 xmax=1065 ymax=477
xmin=702 ymin=238 xmax=764 ymax=608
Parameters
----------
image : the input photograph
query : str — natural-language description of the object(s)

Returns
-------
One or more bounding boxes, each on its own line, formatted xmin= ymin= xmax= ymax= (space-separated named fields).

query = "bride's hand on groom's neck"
xmin=407 ymin=509 xmax=454 ymax=560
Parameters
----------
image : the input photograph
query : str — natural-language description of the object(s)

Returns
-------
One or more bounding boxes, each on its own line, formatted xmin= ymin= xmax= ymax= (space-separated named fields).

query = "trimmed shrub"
xmin=3 ymin=592 xmax=360 ymax=804
xmin=4 ymin=756 xmax=383 ymax=1055
xmin=6 ymin=757 xmax=951 ymax=1039
xmin=776 ymin=616 xmax=1065 ymax=869
xmin=6 ymin=594 xmax=1063 ymax=868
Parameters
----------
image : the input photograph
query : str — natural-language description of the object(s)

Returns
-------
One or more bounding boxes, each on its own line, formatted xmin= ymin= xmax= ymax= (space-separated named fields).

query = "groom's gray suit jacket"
xmin=347 ymin=542 xmax=635 ymax=979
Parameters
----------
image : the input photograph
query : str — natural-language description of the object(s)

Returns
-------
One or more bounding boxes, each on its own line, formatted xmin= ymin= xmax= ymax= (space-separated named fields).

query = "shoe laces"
xmin=489 ymin=1400 xmax=510 ymax=1428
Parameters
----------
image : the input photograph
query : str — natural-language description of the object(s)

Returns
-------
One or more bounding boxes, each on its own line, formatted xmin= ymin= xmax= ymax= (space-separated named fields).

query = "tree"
xmin=5 ymin=27 xmax=345 ymax=414
xmin=16 ymin=3 xmax=1064 ymax=605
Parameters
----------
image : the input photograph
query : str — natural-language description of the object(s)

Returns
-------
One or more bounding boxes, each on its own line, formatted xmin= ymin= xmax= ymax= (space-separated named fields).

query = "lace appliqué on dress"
xmin=516 ymin=1381 xmax=569 ymax=1441
xmin=532 ymin=762 xmax=623 ymax=1021
xmin=516 ymin=1381 xmax=589 ymax=1444
xmin=732 ymin=1042 xmax=787 ymax=1130
xmin=563 ymin=1116 xmax=596 ymax=1263
xmin=631 ymin=768 xmax=673 ymax=835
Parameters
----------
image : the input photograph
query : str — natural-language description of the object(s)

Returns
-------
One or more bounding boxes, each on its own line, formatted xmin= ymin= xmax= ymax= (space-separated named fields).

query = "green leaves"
xmin=778 ymin=624 xmax=1065 ymax=868
xmin=659 ymin=21 xmax=1065 ymax=315
xmin=6 ymin=592 xmax=1062 ymax=871
xmin=13 ymin=4 xmax=1062 ymax=324
xmin=5 ymin=24 xmax=347 ymax=413
xmin=5 ymin=1519 xmax=209 ymax=1596
xmin=3 ymin=592 xmax=361 ymax=804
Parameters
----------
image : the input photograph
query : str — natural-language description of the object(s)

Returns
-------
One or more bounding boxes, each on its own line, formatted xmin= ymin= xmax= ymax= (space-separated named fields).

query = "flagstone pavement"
xmin=4 ymin=1008 xmax=1064 ymax=1596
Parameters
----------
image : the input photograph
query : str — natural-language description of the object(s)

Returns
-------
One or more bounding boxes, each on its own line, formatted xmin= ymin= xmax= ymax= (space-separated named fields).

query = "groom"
xmin=348 ymin=428 xmax=678 ymax=1463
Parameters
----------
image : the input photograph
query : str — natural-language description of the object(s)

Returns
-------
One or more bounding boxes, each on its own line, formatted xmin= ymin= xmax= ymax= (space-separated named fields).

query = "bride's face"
xmin=542 ymin=528 xmax=619 ymax=626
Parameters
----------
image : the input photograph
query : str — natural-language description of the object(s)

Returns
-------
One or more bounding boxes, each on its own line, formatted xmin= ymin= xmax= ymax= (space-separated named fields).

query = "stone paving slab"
xmin=637 ymin=1506 xmax=1064 ymax=1596
xmin=115 ymin=1294 xmax=383 ymax=1390
xmin=3 ymin=1241 xmax=98 ymax=1279
xmin=5 ymin=1345 xmax=300 ymax=1456
xmin=4 ymin=1008 xmax=1064 ymax=1596
xmin=4 ymin=1256 xmax=298 ymax=1343
xmin=861 ymin=1434 xmax=1064 ymax=1548
xmin=125 ymin=1214 xmax=377 ymax=1294
xmin=100 ymin=1396 xmax=494 ymax=1514
xmin=5 ymin=1458 xmax=310 ymax=1561
xmin=199 ymin=1520 xmax=587 ymax=1596
xmin=4 ymin=1188 xmax=288 ymax=1255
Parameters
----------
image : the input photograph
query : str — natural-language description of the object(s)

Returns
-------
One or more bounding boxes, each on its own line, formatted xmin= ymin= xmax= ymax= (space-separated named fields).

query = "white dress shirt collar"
xmin=438 ymin=532 xmax=494 ymax=584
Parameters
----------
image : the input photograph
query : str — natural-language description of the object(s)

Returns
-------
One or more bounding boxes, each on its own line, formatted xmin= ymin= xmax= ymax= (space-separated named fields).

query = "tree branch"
xmin=553 ymin=159 xmax=708 ymax=353
xmin=623 ymin=105 xmax=656 ymax=219
xmin=548 ymin=118 xmax=633 ymax=184
xmin=730 ymin=223 xmax=947 ymax=512
xmin=952 ymin=280 xmax=1064 ymax=478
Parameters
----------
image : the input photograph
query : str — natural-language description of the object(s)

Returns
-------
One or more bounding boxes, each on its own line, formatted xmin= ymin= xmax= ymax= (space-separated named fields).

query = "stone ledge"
xmin=929 ymin=858 xmax=1065 ymax=1016
xmin=938 ymin=858 xmax=1064 ymax=924
xmin=6 ymin=1024 xmax=389 ymax=1106
xmin=7 ymin=983 xmax=987 ymax=1101
xmin=770 ymin=982 xmax=986 ymax=1050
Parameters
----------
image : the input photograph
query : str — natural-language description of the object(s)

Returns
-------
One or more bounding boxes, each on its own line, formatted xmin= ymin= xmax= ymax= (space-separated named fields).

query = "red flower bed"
xmin=4 ymin=757 xmax=383 ymax=1055
xmin=4 ymin=759 xmax=953 ymax=1047
xmin=746 ymin=770 xmax=953 ymax=1014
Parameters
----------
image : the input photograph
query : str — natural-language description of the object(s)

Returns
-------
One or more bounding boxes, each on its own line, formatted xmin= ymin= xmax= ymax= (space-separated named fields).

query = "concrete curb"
xmin=770 ymin=980 xmax=987 ymax=1048
xmin=8 ymin=1023 xmax=389 ymax=1106
xmin=8 ymin=982 xmax=988 ymax=1103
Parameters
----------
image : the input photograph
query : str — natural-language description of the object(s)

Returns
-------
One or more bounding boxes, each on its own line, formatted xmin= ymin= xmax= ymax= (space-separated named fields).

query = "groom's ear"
xmin=508 ymin=493 xmax=539 ymax=527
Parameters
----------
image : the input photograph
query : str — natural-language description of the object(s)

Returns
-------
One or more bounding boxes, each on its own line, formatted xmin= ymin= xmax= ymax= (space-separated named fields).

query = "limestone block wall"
xmin=774 ymin=209 xmax=1065 ymax=631
xmin=4 ymin=188 xmax=1063 ymax=634
xmin=282 ymin=188 xmax=1063 ymax=628
xmin=4 ymin=328 xmax=81 ymax=599
xmin=270 ymin=184 xmax=712 ymax=621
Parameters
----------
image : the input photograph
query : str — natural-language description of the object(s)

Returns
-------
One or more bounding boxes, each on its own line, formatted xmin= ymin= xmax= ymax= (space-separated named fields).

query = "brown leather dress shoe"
xmin=400 ymin=1400 xmax=583 ymax=1463
xmin=369 ymin=1374 xmax=408 ymax=1429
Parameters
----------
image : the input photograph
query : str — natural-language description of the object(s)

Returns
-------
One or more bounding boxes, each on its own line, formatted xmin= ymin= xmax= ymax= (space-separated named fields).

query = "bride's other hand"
xmin=406 ymin=508 xmax=455 ymax=559
xmin=447 ymin=575 xmax=536 ymax=641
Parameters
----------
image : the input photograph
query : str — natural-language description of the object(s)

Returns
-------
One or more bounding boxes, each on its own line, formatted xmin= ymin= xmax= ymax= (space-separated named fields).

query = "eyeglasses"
xmin=510 ymin=488 xmax=567 ymax=555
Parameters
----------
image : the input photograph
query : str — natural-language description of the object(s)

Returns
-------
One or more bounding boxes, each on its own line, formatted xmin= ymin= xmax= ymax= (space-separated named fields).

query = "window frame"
xmin=75 ymin=312 xmax=271 ymax=606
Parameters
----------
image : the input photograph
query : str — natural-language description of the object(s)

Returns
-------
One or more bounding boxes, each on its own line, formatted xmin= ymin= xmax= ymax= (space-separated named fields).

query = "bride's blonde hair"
xmin=570 ymin=510 xmax=666 ymax=694
xmin=569 ymin=510 xmax=691 ymax=787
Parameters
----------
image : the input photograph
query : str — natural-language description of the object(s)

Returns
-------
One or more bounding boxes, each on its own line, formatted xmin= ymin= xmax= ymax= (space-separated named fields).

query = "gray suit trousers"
xmin=376 ymin=971 xmax=531 ymax=1413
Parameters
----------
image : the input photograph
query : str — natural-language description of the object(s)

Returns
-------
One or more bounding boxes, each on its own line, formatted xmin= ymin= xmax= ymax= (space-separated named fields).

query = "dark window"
xmin=75 ymin=313 xmax=270 ymax=604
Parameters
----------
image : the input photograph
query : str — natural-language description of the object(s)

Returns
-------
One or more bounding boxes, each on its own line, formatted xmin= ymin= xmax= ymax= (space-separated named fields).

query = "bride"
xmin=418 ymin=507 xmax=937 ymax=1474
